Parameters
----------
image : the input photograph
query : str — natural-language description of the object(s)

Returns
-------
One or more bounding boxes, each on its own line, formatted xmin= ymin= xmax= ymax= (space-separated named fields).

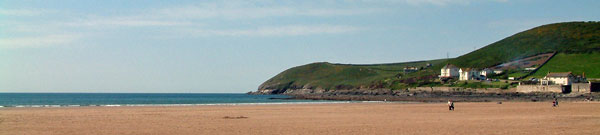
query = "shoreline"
xmin=0 ymin=101 xmax=413 ymax=109
xmin=6 ymin=91 xmax=597 ymax=108
xmin=277 ymin=91 xmax=600 ymax=102
xmin=2 ymin=100 xmax=596 ymax=109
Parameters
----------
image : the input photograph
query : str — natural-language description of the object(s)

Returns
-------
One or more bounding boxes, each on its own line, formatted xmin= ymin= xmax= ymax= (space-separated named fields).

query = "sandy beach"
xmin=1 ymin=102 xmax=599 ymax=135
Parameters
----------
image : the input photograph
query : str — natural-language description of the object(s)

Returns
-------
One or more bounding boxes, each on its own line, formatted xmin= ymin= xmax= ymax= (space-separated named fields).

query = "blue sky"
xmin=1 ymin=0 xmax=599 ymax=93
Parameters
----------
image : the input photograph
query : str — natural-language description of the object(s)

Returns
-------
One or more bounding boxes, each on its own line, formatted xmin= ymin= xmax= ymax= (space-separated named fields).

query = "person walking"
xmin=553 ymin=98 xmax=559 ymax=107
xmin=448 ymin=100 xmax=454 ymax=111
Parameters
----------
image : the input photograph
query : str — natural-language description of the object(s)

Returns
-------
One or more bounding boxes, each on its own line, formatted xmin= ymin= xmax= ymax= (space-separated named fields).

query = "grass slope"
xmin=449 ymin=21 xmax=600 ymax=68
xmin=529 ymin=53 xmax=600 ymax=78
xmin=258 ymin=59 xmax=447 ymax=90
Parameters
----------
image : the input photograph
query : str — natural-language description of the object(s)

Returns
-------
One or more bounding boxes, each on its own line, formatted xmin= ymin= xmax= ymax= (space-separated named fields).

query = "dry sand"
xmin=1 ymin=102 xmax=599 ymax=135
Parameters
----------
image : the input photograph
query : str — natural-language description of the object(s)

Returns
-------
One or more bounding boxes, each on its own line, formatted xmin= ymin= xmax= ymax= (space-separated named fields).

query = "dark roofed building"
xmin=542 ymin=72 xmax=574 ymax=85
xmin=442 ymin=64 xmax=458 ymax=69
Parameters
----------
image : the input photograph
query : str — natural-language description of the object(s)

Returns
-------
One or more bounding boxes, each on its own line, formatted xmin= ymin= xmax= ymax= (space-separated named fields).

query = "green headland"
xmin=257 ymin=21 xmax=600 ymax=93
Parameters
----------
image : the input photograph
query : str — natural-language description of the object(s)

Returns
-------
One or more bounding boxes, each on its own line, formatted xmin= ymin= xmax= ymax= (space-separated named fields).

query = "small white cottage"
xmin=440 ymin=64 xmax=459 ymax=78
xmin=541 ymin=72 xmax=574 ymax=85
xmin=459 ymin=68 xmax=481 ymax=81
xmin=480 ymin=68 xmax=493 ymax=77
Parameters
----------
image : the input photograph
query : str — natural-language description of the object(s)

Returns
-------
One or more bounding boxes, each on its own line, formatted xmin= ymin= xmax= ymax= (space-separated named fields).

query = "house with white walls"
xmin=440 ymin=64 xmax=459 ymax=78
xmin=480 ymin=68 xmax=493 ymax=77
xmin=459 ymin=68 xmax=481 ymax=81
xmin=541 ymin=72 xmax=574 ymax=85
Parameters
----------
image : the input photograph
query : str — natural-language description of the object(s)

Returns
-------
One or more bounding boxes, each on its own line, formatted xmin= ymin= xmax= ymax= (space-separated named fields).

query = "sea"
xmin=0 ymin=93 xmax=347 ymax=108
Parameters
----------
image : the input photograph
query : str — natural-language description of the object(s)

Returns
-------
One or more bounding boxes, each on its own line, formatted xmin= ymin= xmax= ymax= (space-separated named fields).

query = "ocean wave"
xmin=0 ymin=101 xmax=371 ymax=108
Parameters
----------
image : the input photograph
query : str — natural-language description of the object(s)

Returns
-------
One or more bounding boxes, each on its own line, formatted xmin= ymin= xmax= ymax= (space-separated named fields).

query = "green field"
xmin=258 ymin=59 xmax=447 ymax=90
xmin=449 ymin=22 xmax=600 ymax=68
xmin=508 ymin=72 xmax=530 ymax=79
xmin=529 ymin=53 xmax=600 ymax=78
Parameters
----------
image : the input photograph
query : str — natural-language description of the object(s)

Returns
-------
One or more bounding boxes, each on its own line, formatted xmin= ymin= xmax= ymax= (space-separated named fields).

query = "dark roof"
xmin=460 ymin=68 xmax=480 ymax=72
xmin=442 ymin=64 xmax=458 ymax=69
xmin=546 ymin=72 xmax=572 ymax=77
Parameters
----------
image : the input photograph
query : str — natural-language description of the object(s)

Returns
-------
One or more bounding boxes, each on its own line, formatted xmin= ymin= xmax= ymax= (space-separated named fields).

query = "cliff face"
xmin=249 ymin=88 xmax=393 ymax=95
xmin=249 ymin=88 xmax=326 ymax=95
xmin=255 ymin=84 xmax=324 ymax=95
xmin=251 ymin=86 xmax=505 ymax=95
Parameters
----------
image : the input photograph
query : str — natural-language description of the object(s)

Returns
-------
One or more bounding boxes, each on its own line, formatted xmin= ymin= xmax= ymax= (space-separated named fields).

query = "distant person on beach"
xmin=553 ymin=98 xmax=559 ymax=107
xmin=448 ymin=100 xmax=454 ymax=111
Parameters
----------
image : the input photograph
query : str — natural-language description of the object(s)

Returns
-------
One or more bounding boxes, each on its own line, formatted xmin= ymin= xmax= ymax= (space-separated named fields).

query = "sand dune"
xmin=1 ymin=102 xmax=599 ymax=135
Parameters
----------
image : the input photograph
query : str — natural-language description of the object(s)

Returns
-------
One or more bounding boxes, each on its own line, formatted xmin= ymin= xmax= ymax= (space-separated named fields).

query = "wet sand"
xmin=1 ymin=102 xmax=599 ymax=135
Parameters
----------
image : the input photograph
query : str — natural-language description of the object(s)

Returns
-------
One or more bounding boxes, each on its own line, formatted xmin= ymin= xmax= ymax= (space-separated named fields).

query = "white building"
xmin=440 ymin=64 xmax=459 ymax=78
xmin=541 ymin=72 xmax=574 ymax=85
xmin=524 ymin=67 xmax=537 ymax=71
xmin=493 ymin=69 xmax=504 ymax=74
xmin=403 ymin=67 xmax=419 ymax=73
xmin=480 ymin=68 xmax=493 ymax=77
xmin=459 ymin=68 xmax=481 ymax=81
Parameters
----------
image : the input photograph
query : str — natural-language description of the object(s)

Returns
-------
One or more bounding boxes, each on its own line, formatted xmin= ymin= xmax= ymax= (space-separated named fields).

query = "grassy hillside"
xmin=449 ymin=21 xmax=600 ymax=68
xmin=529 ymin=53 xmax=600 ymax=78
xmin=258 ymin=59 xmax=447 ymax=90
xmin=258 ymin=21 xmax=600 ymax=92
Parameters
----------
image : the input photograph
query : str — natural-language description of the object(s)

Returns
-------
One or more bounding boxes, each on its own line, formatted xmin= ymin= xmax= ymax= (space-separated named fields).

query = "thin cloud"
xmin=0 ymin=35 xmax=81 ymax=49
xmin=295 ymin=8 xmax=385 ymax=16
xmin=156 ymin=3 xmax=384 ymax=19
xmin=186 ymin=25 xmax=362 ymax=37
xmin=407 ymin=0 xmax=471 ymax=5
xmin=64 ymin=16 xmax=194 ymax=27
xmin=353 ymin=0 xmax=508 ymax=6
xmin=0 ymin=8 xmax=55 ymax=16
xmin=1 ymin=1 xmax=377 ymax=49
